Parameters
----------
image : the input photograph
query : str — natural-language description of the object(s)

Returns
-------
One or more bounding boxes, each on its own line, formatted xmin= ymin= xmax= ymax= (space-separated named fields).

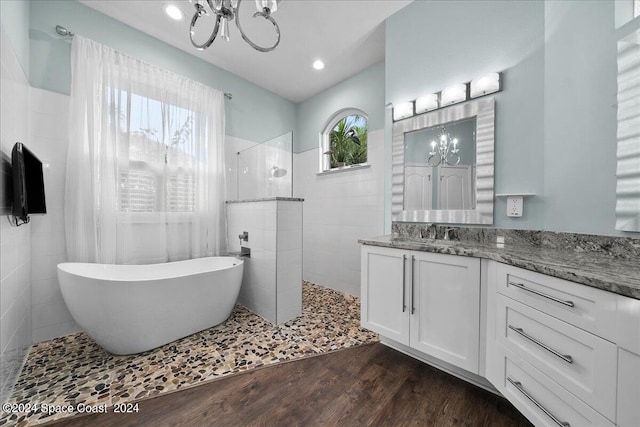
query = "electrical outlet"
xmin=507 ymin=196 xmax=523 ymax=217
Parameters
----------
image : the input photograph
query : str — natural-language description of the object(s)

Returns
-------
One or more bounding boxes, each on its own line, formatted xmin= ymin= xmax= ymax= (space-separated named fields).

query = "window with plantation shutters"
xmin=114 ymin=91 xmax=200 ymax=215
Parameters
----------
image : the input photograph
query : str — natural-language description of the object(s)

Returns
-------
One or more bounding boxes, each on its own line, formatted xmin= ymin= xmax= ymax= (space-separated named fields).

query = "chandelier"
xmin=427 ymin=129 xmax=460 ymax=167
xmin=189 ymin=0 xmax=281 ymax=52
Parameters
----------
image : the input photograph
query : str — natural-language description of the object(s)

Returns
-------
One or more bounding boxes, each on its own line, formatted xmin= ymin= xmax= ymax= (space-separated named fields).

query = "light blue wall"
xmin=387 ymin=0 xmax=545 ymax=231
xmin=0 ymin=0 xmax=30 ymax=77
xmin=542 ymin=0 xmax=635 ymax=236
xmin=386 ymin=0 xmax=638 ymax=236
xmin=28 ymin=0 xmax=295 ymax=143
xmin=295 ymin=61 xmax=385 ymax=153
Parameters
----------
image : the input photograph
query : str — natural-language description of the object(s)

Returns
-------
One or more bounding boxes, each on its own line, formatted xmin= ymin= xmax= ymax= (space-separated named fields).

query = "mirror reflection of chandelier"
xmin=427 ymin=129 xmax=461 ymax=167
xmin=189 ymin=0 xmax=281 ymax=52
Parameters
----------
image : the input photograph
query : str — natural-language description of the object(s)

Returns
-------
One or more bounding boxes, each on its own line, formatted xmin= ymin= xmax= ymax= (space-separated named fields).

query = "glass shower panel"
xmin=237 ymin=131 xmax=292 ymax=200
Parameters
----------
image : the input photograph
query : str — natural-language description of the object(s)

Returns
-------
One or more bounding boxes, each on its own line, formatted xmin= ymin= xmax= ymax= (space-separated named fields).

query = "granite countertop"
xmin=359 ymin=235 xmax=640 ymax=300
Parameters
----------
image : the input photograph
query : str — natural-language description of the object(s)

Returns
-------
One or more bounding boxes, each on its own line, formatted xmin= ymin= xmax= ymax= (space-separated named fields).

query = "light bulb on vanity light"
xmin=470 ymin=72 xmax=501 ymax=98
xmin=415 ymin=93 xmax=439 ymax=114
xmin=440 ymin=84 xmax=468 ymax=106
xmin=393 ymin=101 xmax=414 ymax=121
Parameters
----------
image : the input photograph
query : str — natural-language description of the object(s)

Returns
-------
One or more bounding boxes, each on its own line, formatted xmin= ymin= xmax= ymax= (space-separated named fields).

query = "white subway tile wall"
xmin=29 ymin=87 xmax=79 ymax=343
xmin=293 ymin=129 xmax=385 ymax=296
xmin=227 ymin=200 xmax=302 ymax=323
xmin=276 ymin=201 xmax=303 ymax=322
xmin=0 ymin=29 xmax=32 ymax=403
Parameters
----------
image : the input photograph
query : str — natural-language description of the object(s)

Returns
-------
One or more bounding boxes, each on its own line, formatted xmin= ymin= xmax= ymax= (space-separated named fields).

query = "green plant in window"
xmin=328 ymin=115 xmax=368 ymax=168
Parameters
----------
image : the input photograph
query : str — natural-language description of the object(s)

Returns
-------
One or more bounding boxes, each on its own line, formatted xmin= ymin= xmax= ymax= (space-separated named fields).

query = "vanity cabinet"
xmin=360 ymin=237 xmax=639 ymax=426
xmin=486 ymin=262 xmax=639 ymax=427
xmin=361 ymin=245 xmax=480 ymax=373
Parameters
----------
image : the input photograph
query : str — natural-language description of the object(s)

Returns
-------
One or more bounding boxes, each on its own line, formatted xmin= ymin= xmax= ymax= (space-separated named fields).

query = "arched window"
xmin=320 ymin=108 xmax=368 ymax=172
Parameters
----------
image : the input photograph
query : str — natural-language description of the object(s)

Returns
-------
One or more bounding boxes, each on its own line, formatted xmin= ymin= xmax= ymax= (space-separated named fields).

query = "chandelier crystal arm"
xmin=190 ymin=1 xmax=222 ymax=50
xmin=234 ymin=0 xmax=281 ymax=53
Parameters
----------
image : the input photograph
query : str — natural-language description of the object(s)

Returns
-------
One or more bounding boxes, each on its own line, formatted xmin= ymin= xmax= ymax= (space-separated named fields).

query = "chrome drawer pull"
xmin=507 ymin=377 xmax=570 ymax=427
xmin=508 ymin=325 xmax=573 ymax=363
xmin=402 ymin=255 xmax=407 ymax=313
xmin=508 ymin=281 xmax=575 ymax=307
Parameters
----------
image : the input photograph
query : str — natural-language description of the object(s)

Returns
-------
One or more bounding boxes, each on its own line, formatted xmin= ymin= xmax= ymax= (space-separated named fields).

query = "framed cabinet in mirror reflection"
xmin=392 ymin=98 xmax=495 ymax=225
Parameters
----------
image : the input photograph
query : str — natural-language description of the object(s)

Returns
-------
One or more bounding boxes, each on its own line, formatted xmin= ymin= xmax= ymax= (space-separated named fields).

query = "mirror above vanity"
xmin=392 ymin=98 xmax=495 ymax=225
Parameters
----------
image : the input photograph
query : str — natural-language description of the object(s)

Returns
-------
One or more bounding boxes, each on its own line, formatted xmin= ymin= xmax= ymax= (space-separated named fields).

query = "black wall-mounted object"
xmin=11 ymin=142 xmax=46 ymax=224
xmin=0 ymin=151 xmax=12 ymax=216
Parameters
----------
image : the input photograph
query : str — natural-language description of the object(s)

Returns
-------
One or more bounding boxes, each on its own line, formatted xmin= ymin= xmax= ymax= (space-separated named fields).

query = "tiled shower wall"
xmin=227 ymin=200 xmax=303 ymax=323
xmin=29 ymin=88 xmax=78 ymax=342
xmin=1 ymin=30 xmax=78 ymax=396
xmin=293 ymin=129 xmax=385 ymax=296
xmin=0 ymin=29 xmax=32 ymax=404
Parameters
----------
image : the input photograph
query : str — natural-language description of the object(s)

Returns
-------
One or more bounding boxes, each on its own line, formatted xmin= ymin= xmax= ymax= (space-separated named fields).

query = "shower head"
xmin=270 ymin=166 xmax=287 ymax=178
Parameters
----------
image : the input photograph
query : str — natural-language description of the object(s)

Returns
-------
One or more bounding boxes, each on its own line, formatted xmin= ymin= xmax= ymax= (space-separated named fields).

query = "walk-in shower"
xmin=228 ymin=131 xmax=293 ymax=200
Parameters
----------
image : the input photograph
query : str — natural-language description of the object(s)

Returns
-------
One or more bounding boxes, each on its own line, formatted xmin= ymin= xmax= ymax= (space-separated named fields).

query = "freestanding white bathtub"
xmin=57 ymin=257 xmax=244 ymax=355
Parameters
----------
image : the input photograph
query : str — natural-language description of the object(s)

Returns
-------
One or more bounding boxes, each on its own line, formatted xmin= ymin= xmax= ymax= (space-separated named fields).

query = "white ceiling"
xmin=79 ymin=0 xmax=412 ymax=103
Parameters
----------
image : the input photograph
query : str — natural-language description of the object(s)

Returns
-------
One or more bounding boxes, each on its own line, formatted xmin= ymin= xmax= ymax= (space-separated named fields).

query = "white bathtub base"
xmin=58 ymin=257 xmax=244 ymax=355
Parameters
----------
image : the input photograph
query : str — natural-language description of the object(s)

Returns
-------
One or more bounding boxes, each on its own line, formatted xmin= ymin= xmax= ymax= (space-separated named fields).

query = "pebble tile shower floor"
xmin=1 ymin=283 xmax=378 ymax=426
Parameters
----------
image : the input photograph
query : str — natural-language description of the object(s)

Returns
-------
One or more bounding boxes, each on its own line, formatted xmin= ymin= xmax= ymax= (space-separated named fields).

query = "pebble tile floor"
xmin=0 ymin=282 xmax=378 ymax=426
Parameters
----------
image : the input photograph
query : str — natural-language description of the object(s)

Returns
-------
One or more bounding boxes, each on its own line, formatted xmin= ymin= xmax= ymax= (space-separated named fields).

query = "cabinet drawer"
xmin=496 ymin=294 xmax=617 ymax=421
xmin=497 ymin=346 xmax=614 ymax=427
xmin=495 ymin=263 xmax=617 ymax=340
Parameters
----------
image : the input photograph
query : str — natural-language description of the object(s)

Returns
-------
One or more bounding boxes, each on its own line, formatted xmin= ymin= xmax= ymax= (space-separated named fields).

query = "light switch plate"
xmin=507 ymin=196 xmax=523 ymax=217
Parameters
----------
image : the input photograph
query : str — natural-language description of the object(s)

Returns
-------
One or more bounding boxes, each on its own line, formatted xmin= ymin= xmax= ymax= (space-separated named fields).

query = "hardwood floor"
xmin=47 ymin=343 xmax=531 ymax=427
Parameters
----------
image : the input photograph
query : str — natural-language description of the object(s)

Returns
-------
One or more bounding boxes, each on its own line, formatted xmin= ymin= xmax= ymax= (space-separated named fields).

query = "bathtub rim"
xmin=57 ymin=256 xmax=244 ymax=282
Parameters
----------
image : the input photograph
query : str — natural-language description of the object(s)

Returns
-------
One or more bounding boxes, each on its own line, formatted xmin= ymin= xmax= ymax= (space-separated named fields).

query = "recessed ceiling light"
xmin=313 ymin=60 xmax=325 ymax=70
xmin=163 ymin=4 xmax=185 ymax=21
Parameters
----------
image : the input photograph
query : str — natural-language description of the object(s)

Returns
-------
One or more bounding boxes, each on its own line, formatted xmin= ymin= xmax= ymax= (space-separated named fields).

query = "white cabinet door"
xmin=409 ymin=252 xmax=480 ymax=373
xmin=361 ymin=246 xmax=410 ymax=345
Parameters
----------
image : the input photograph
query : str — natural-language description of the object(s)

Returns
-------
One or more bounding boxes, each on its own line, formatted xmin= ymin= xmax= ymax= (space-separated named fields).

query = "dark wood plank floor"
xmin=48 ymin=343 xmax=531 ymax=427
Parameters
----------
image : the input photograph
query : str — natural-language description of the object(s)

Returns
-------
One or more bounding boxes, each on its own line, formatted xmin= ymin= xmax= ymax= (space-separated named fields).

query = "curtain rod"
xmin=55 ymin=25 xmax=233 ymax=100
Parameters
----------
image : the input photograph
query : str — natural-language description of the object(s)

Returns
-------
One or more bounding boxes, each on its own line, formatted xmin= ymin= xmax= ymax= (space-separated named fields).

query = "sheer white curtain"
xmin=65 ymin=36 xmax=226 ymax=264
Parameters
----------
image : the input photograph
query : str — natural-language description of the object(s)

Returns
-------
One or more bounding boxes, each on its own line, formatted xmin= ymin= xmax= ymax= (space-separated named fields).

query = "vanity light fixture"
xmin=393 ymin=101 xmax=414 ymax=121
xmin=415 ymin=93 xmax=439 ymax=114
xmin=440 ymin=84 xmax=468 ymax=107
xmin=164 ymin=4 xmax=185 ymax=21
xmin=470 ymin=73 xmax=501 ymax=98
xmin=392 ymin=72 xmax=502 ymax=122
xmin=427 ymin=128 xmax=460 ymax=167
xmin=188 ymin=0 xmax=281 ymax=52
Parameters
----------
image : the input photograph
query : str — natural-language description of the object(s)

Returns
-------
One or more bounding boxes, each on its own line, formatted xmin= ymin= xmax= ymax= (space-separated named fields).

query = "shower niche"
xmin=225 ymin=131 xmax=303 ymax=324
